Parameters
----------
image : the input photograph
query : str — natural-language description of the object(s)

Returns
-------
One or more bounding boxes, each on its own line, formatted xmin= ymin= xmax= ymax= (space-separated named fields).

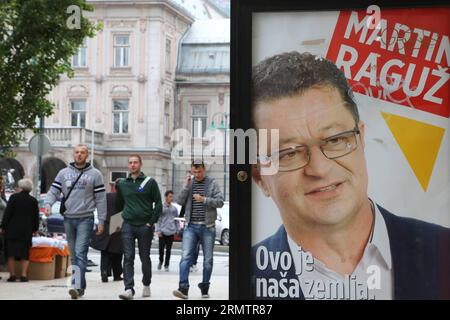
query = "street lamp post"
xmin=37 ymin=117 xmax=44 ymax=199
xmin=210 ymin=112 xmax=229 ymax=202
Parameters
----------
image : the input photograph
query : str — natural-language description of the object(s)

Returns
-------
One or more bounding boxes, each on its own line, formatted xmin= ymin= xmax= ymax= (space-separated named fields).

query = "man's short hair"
xmin=191 ymin=159 xmax=205 ymax=169
xmin=18 ymin=178 xmax=33 ymax=192
xmin=165 ymin=190 xmax=174 ymax=197
xmin=129 ymin=154 xmax=143 ymax=163
xmin=252 ymin=51 xmax=359 ymax=125
xmin=74 ymin=144 xmax=89 ymax=153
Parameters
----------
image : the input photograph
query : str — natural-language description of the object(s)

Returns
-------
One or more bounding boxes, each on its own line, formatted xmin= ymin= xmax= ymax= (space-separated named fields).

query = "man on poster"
xmin=251 ymin=51 xmax=450 ymax=300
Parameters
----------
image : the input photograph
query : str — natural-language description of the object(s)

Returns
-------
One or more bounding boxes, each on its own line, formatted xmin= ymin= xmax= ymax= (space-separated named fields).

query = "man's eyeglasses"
xmin=260 ymin=126 xmax=361 ymax=172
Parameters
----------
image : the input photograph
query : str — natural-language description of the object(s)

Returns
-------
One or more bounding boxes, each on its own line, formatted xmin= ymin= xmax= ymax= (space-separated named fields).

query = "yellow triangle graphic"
xmin=381 ymin=112 xmax=445 ymax=192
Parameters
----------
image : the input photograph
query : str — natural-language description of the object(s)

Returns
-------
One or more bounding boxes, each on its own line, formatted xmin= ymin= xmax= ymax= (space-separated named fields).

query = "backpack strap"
xmin=140 ymin=176 xmax=151 ymax=189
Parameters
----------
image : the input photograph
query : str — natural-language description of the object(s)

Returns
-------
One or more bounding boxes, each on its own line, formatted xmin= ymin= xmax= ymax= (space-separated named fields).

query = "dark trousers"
xmin=0 ymin=234 xmax=6 ymax=265
xmin=100 ymin=251 xmax=123 ymax=279
xmin=158 ymin=234 xmax=174 ymax=267
xmin=121 ymin=222 xmax=154 ymax=291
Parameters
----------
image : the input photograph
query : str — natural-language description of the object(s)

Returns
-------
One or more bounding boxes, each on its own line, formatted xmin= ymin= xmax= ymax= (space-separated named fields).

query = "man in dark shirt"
xmin=116 ymin=155 xmax=162 ymax=300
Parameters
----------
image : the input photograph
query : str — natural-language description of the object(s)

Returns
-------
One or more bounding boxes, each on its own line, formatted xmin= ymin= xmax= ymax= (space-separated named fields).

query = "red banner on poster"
xmin=326 ymin=8 xmax=450 ymax=118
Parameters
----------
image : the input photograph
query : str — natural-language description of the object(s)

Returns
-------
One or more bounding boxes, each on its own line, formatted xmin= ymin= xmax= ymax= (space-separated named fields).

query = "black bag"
xmin=59 ymin=202 xmax=67 ymax=215
xmin=179 ymin=205 xmax=186 ymax=218
xmin=59 ymin=171 xmax=84 ymax=215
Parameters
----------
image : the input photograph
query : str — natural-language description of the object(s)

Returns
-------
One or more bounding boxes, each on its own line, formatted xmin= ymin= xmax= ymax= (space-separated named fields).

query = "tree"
xmin=0 ymin=0 xmax=100 ymax=155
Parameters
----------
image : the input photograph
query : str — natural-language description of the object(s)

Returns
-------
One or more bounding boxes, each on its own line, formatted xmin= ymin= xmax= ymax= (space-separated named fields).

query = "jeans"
xmin=192 ymin=242 xmax=200 ymax=266
xmin=179 ymin=224 xmax=215 ymax=290
xmin=158 ymin=234 xmax=174 ymax=267
xmin=64 ymin=216 xmax=95 ymax=290
xmin=121 ymin=222 xmax=154 ymax=291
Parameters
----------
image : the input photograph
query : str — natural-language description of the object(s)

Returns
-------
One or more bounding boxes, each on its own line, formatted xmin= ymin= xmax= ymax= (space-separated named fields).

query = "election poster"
xmin=249 ymin=5 xmax=450 ymax=300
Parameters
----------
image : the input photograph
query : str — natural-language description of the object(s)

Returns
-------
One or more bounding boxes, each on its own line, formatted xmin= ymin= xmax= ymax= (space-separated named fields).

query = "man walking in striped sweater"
xmin=173 ymin=160 xmax=224 ymax=299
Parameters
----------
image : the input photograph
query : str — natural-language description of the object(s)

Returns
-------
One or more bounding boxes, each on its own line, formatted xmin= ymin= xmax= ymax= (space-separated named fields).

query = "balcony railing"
xmin=19 ymin=127 xmax=104 ymax=148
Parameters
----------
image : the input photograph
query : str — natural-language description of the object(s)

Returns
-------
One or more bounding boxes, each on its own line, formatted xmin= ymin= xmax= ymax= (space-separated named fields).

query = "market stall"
xmin=14 ymin=237 xmax=70 ymax=280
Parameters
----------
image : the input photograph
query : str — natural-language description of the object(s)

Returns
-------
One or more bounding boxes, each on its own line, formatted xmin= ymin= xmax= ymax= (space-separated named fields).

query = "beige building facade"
xmin=173 ymin=19 xmax=230 ymax=200
xmin=5 ymin=1 xmax=230 ymax=199
xmin=11 ymin=0 xmax=194 ymax=194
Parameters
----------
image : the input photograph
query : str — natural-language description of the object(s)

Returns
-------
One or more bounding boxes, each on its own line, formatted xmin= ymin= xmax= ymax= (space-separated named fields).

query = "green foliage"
xmin=0 ymin=0 xmax=100 ymax=155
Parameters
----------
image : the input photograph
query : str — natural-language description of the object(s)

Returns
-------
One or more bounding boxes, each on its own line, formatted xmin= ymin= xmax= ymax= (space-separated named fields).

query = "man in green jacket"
xmin=116 ymin=155 xmax=162 ymax=300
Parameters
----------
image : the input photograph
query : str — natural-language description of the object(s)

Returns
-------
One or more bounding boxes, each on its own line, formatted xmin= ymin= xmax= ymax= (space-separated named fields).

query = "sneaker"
xmin=173 ymin=287 xmax=189 ymax=299
xmin=7 ymin=276 xmax=16 ymax=282
xmin=198 ymin=283 xmax=210 ymax=298
xmin=68 ymin=289 xmax=84 ymax=299
xmin=113 ymin=276 xmax=123 ymax=281
xmin=142 ymin=286 xmax=151 ymax=297
xmin=20 ymin=276 xmax=28 ymax=282
xmin=119 ymin=289 xmax=134 ymax=300
xmin=157 ymin=262 xmax=162 ymax=270
xmin=190 ymin=264 xmax=198 ymax=273
xmin=164 ymin=266 xmax=169 ymax=272
xmin=87 ymin=259 xmax=98 ymax=267
xmin=69 ymin=288 xmax=79 ymax=300
xmin=101 ymin=275 xmax=108 ymax=283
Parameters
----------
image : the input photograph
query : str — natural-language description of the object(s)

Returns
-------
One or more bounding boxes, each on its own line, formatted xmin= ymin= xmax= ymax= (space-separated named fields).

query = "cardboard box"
xmin=54 ymin=255 xmax=69 ymax=279
xmin=15 ymin=259 xmax=55 ymax=280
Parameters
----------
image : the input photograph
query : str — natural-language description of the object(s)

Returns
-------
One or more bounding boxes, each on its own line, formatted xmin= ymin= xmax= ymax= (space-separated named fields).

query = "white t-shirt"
xmin=287 ymin=203 xmax=393 ymax=300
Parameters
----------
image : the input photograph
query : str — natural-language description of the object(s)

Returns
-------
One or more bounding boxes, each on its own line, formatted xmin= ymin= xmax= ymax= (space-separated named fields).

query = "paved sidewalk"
xmin=0 ymin=247 xmax=229 ymax=300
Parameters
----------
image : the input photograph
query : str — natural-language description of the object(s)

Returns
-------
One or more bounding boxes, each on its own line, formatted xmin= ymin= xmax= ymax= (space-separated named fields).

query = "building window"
xmin=111 ymin=171 xmax=127 ymax=183
xmin=165 ymin=38 xmax=171 ymax=73
xmin=72 ymin=38 xmax=87 ymax=67
xmin=164 ymin=101 xmax=170 ymax=137
xmin=191 ymin=104 xmax=207 ymax=138
xmin=70 ymin=100 xmax=86 ymax=127
xmin=114 ymin=35 xmax=130 ymax=67
xmin=112 ymin=99 xmax=129 ymax=134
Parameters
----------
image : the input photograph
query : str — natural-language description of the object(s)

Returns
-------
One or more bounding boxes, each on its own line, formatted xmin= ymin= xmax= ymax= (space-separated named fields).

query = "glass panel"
xmin=115 ymin=47 xmax=121 ymax=67
xmin=71 ymin=113 xmax=78 ymax=127
xmin=192 ymin=105 xmax=207 ymax=116
xmin=80 ymin=113 xmax=86 ymax=128
xmin=115 ymin=35 xmax=129 ymax=45
xmin=122 ymin=112 xmax=129 ymax=133
xmin=80 ymin=47 xmax=86 ymax=66
xmin=122 ymin=47 xmax=128 ymax=66
xmin=113 ymin=100 xmax=128 ymax=111
xmin=192 ymin=118 xmax=205 ymax=138
xmin=72 ymin=52 xmax=79 ymax=67
xmin=71 ymin=100 xmax=86 ymax=111
xmin=193 ymin=118 xmax=199 ymax=138
xmin=201 ymin=118 xmax=206 ymax=137
xmin=113 ymin=113 xmax=120 ymax=133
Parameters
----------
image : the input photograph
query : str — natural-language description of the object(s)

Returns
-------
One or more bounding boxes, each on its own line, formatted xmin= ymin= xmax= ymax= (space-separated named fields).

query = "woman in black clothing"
xmin=0 ymin=179 xmax=39 ymax=282
xmin=90 ymin=192 xmax=123 ymax=282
